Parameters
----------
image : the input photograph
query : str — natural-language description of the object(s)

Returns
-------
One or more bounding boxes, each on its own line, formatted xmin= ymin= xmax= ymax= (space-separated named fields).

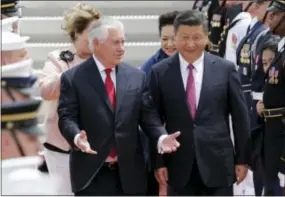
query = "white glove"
xmin=278 ymin=172 xmax=285 ymax=187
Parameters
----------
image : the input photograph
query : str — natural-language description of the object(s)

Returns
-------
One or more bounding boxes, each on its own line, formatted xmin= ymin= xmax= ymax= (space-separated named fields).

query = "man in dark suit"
xmin=148 ymin=10 xmax=251 ymax=195
xmin=57 ymin=16 xmax=180 ymax=196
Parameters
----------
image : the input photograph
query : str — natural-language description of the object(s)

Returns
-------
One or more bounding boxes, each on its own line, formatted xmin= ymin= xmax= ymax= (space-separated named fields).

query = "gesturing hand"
xmin=256 ymin=101 xmax=264 ymax=117
xmin=160 ymin=131 xmax=181 ymax=154
xmin=235 ymin=164 xmax=248 ymax=185
xmin=75 ymin=130 xmax=97 ymax=154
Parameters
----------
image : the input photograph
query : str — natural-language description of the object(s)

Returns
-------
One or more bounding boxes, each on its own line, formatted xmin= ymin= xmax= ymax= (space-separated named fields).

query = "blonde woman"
xmin=39 ymin=3 xmax=101 ymax=195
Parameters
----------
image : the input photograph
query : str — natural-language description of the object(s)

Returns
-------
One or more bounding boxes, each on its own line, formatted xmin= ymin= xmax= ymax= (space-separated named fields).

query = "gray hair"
xmin=88 ymin=16 xmax=124 ymax=52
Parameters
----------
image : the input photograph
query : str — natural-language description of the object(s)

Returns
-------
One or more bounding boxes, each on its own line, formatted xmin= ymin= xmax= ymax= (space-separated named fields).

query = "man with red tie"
xmin=148 ymin=10 xmax=251 ymax=195
xmin=57 ymin=16 xmax=180 ymax=196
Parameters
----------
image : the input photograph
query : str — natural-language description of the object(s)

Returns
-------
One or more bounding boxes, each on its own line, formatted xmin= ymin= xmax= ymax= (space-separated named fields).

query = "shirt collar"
xmin=250 ymin=17 xmax=258 ymax=29
xmin=92 ymin=54 xmax=115 ymax=73
xmin=179 ymin=52 xmax=204 ymax=71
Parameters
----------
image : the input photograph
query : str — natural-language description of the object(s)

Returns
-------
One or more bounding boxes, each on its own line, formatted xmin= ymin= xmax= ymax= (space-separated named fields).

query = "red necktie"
xmin=105 ymin=69 xmax=117 ymax=158
xmin=186 ymin=64 xmax=196 ymax=119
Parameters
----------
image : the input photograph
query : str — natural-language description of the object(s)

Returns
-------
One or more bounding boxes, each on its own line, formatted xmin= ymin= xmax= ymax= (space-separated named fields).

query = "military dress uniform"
xmin=261 ymin=0 xmax=285 ymax=195
xmin=250 ymin=33 xmax=281 ymax=196
xmin=262 ymin=35 xmax=285 ymax=196
xmin=1 ymin=17 xmax=59 ymax=195
xmin=208 ymin=0 xmax=247 ymax=58
xmin=224 ymin=11 xmax=251 ymax=64
xmin=236 ymin=17 xmax=266 ymax=129
xmin=251 ymin=30 xmax=275 ymax=129
xmin=207 ymin=0 xmax=228 ymax=56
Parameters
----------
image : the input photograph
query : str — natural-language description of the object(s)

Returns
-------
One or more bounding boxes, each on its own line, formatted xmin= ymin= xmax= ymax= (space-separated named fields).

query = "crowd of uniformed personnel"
xmin=196 ymin=0 xmax=285 ymax=195
xmin=1 ymin=0 xmax=285 ymax=196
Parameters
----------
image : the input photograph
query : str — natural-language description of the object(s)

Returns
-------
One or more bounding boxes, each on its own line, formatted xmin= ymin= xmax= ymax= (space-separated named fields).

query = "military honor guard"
xmin=251 ymin=35 xmax=281 ymax=196
xmin=236 ymin=0 xmax=271 ymax=129
xmin=207 ymin=0 xmax=228 ymax=56
xmin=258 ymin=0 xmax=285 ymax=195
xmin=224 ymin=1 xmax=252 ymax=64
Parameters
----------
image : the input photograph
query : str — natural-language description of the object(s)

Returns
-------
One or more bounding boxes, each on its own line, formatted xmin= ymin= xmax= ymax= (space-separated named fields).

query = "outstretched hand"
xmin=75 ymin=130 xmax=97 ymax=154
xmin=160 ymin=131 xmax=181 ymax=154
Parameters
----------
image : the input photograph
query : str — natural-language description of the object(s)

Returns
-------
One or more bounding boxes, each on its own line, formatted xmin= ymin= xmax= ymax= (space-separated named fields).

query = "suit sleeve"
xmin=57 ymin=72 xmax=81 ymax=149
xmin=227 ymin=63 xmax=251 ymax=165
xmin=146 ymin=68 xmax=167 ymax=169
xmin=140 ymin=72 xmax=167 ymax=143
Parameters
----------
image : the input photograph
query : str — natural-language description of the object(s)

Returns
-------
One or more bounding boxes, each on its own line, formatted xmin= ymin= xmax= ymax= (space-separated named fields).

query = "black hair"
xmin=173 ymin=10 xmax=208 ymax=33
xmin=158 ymin=11 xmax=180 ymax=35
xmin=262 ymin=35 xmax=281 ymax=53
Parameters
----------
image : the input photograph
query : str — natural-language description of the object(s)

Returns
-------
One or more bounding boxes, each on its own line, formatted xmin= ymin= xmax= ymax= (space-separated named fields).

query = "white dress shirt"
xmin=179 ymin=53 xmax=204 ymax=106
xmin=224 ymin=12 xmax=252 ymax=64
xmin=158 ymin=53 xmax=205 ymax=153
xmin=92 ymin=54 xmax=116 ymax=89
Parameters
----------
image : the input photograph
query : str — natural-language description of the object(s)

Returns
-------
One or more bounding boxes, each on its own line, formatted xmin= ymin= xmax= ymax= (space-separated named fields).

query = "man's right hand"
xmin=155 ymin=167 xmax=168 ymax=185
xmin=75 ymin=130 xmax=97 ymax=154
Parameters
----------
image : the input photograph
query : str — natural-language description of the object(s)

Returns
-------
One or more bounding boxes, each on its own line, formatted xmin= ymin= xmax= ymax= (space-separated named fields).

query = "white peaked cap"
xmin=2 ymin=31 xmax=30 ymax=51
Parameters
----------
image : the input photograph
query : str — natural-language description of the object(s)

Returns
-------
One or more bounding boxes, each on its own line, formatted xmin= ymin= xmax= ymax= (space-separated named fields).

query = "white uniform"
xmin=2 ymin=156 xmax=60 ymax=195
xmin=224 ymin=12 xmax=252 ymax=65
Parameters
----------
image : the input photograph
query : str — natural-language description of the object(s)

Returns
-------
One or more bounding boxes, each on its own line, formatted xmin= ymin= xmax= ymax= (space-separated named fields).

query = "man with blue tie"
xmin=148 ymin=10 xmax=251 ymax=195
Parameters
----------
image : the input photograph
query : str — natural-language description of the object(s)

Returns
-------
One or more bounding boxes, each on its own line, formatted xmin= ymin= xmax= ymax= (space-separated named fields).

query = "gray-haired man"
xmin=57 ymin=16 xmax=181 ymax=196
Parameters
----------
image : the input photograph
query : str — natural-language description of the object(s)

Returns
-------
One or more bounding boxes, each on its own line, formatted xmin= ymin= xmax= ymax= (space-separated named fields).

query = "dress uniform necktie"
xmin=186 ymin=64 xmax=196 ymax=119
xmin=105 ymin=68 xmax=117 ymax=158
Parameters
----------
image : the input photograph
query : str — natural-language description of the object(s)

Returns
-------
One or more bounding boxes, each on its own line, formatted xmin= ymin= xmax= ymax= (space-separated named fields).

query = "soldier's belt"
xmin=242 ymin=84 xmax=251 ymax=93
xmin=263 ymin=108 xmax=285 ymax=118
xmin=252 ymin=91 xmax=263 ymax=101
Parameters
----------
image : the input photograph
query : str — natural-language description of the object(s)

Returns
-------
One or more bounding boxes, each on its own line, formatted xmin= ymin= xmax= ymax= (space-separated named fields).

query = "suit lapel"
xmin=196 ymin=53 xmax=215 ymax=116
xmin=168 ymin=53 xmax=187 ymax=102
xmin=115 ymin=64 xmax=128 ymax=117
xmin=84 ymin=57 xmax=113 ymax=113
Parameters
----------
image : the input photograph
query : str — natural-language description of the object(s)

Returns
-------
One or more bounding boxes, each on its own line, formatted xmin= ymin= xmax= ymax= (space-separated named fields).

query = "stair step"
xmin=20 ymin=16 xmax=160 ymax=42
xmin=21 ymin=1 xmax=192 ymax=16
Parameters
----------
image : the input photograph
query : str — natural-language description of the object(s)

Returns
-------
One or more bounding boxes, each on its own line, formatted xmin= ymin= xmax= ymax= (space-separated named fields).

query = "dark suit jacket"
xmin=149 ymin=52 xmax=251 ymax=188
xmin=57 ymin=56 xmax=167 ymax=194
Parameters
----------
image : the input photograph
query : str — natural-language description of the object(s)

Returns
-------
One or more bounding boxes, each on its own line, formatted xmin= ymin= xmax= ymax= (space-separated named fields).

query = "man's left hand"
xmin=160 ymin=131 xmax=181 ymax=153
xmin=235 ymin=164 xmax=248 ymax=184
